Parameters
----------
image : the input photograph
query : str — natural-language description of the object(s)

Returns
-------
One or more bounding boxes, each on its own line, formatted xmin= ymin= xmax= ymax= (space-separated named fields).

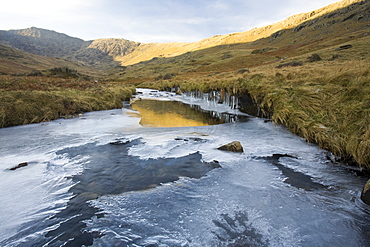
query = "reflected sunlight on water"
xmin=131 ymin=99 xmax=225 ymax=127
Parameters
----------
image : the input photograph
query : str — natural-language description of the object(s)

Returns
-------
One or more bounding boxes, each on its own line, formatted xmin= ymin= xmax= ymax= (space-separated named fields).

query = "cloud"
xmin=0 ymin=0 xmax=341 ymax=42
xmin=1 ymin=0 xmax=92 ymax=18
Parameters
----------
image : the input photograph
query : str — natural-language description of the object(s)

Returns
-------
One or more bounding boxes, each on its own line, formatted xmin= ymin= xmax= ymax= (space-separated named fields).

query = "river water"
xmin=0 ymin=89 xmax=369 ymax=246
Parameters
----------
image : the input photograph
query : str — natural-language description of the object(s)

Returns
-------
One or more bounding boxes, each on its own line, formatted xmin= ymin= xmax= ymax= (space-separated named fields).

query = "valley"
xmin=1 ymin=1 xmax=370 ymax=245
xmin=0 ymin=0 xmax=369 ymax=168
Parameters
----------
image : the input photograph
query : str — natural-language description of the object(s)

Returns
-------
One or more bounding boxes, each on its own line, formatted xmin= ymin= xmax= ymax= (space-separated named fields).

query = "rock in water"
xmin=10 ymin=162 xmax=28 ymax=170
xmin=217 ymin=141 xmax=244 ymax=153
xmin=361 ymin=179 xmax=370 ymax=205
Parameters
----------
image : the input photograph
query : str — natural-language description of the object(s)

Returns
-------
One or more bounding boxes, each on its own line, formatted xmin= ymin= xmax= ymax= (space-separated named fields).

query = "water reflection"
xmin=131 ymin=99 xmax=247 ymax=127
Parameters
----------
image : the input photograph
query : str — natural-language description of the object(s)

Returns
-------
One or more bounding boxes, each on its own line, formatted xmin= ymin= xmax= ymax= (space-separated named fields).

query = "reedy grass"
xmin=0 ymin=75 xmax=135 ymax=127
xmin=141 ymin=60 xmax=370 ymax=168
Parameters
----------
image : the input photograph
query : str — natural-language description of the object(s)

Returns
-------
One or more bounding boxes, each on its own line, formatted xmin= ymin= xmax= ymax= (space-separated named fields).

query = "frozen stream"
xmin=0 ymin=89 xmax=369 ymax=246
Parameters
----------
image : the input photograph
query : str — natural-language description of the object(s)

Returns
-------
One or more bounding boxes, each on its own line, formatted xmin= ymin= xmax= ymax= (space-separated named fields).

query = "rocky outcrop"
xmin=251 ymin=47 xmax=275 ymax=54
xmin=335 ymin=44 xmax=353 ymax=51
xmin=237 ymin=68 xmax=250 ymax=74
xmin=276 ymin=61 xmax=303 ymax=68
xmin=87 ymin=38 xmax=140 ymax=57
xmin=217 ymin=141 xmax=244 ymax=153
xmin=308 ymin=53 xmax=322 ymax=62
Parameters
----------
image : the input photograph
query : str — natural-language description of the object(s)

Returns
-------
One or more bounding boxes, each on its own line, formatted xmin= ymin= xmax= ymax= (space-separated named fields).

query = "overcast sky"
xmin=1 ymin=0 xmax=340 ymax=43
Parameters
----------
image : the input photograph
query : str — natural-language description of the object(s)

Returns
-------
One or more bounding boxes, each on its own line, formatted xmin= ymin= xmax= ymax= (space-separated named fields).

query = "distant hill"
xmin=0 ymin=43 xmax=101 ymax=76
xmin=0 ymin=27 xmax=138 ymax=71
xmin=0 ymin=0 xmax=368 ymax=75
xmin=0 ymin=27 xmax=86 ymax=58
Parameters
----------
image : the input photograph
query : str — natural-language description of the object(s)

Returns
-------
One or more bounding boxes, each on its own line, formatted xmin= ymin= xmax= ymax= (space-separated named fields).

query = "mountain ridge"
xmin=105 ymin=0 xmax=369 ymax=65
xmin=0 ymin=0 xmax=368 ymax=73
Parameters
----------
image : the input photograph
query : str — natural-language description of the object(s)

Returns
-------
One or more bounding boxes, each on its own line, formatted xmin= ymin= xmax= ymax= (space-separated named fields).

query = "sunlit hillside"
xmin=1 ymin=0 xmax=367 ymax=73
xmin=114 ymin=0 xmax=367 ymax=66
xmin=111 ymin=0 xmax=369 ymax=81
xmin=0 ymin=44 xmax=99 ymax=76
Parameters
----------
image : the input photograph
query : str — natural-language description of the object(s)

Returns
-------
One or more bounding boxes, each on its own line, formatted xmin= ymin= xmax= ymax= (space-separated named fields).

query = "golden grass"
xmin=113 ymin=0 xmax=363 ymax=66
xmin=0 ymin=75 xmax=135 ymax=127
xmin=139 ymin=59 xmax=370 ymax=168
xmin=248 ymin=61 xmax=370 ymax=167
xmin=127 ymin=23 xmax=370 ymax=169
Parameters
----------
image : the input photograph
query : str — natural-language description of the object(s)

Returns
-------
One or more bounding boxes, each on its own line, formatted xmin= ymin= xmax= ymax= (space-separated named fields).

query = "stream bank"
xmin=1 ymin=88 xmax=369 ymax=246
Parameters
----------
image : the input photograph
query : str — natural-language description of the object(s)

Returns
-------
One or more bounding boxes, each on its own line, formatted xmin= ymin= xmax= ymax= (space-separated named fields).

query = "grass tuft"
xmin=0 ymin=75 xmax=135 ymax=128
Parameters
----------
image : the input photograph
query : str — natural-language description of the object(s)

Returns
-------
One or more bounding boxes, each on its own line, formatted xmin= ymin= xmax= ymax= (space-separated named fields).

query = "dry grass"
xmin=0 ymin=75 xmax=135 ymax=127
xmin=112 ymin=0 xmax=364 ymax=66
xmin=128 ymin=8 xmax=370 ymax=169
xmin=139 ymin=59 xmax=370 ymax=168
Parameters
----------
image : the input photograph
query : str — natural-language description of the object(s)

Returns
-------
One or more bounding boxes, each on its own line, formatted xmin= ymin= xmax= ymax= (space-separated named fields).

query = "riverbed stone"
xmin=10 ymin=162 xmax=28 ymax=170
xmin=361 ymin=179 xmax=370 ymax=205
xmin=217 ymin=141 xmax=244 ymax=153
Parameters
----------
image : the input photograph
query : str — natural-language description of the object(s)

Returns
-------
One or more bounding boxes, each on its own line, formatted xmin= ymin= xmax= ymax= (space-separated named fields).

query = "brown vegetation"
xmin=135 ymin=25 xmax=370 ymax=167
xmin=0 ymin=75 xmax=135 ymax=127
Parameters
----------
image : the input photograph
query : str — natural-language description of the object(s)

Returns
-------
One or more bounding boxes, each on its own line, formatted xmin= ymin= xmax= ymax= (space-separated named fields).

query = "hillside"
xmin=0 ymin=28 xmax=135 ymax=72
xmin=0 ymin=0 xmax=368 ymax=87
xmin=110 ymin=0 xmax=369 ymax=81
xmin=122 ymin=0 xmax=370 ymax=169
xmin=1 ymin=0 xmax=368 ymax=74
xmin=0 ymin=44 xmax=100 ymax=76
xmin=115 ymin=0 xmax=369 ymax=66
xmin=0 ymin=27 xmax=86 ymax=58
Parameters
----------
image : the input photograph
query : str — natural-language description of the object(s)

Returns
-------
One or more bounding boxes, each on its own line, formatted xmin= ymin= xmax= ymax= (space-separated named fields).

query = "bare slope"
xmin=1 ymin=0 xmax=365 ymax=71
xmin=0 ymin=44 xmax=99 ymax=76
xmin=113 ymin=0 xmax=369 ymax=81
xmin=0 ymin=28 xmax=137 ymax=71
xmin=115 ymin=0 xmax=367 ymax=65
xmin=0 ymin=27 xmax=86 ymax=58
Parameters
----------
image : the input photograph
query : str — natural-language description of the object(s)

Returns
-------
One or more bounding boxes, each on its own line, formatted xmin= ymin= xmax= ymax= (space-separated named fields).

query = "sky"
xmin=1 ymin=0 xmax=341 ymax=43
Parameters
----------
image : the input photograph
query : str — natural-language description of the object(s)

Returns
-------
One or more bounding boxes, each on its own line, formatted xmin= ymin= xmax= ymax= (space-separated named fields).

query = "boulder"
xmin=251 ymin=47 xmax=275 ymax=54
xmin=221 ymin=52 xmax=233 ymax=59
xmin=27 ymin=70 xmax=43 ymax=76
xmin=335 ymin=44 xmax=353 ymax=51
xmin=361 ymin=179 xmax=370 ymax=205
xmin=328 ymin=54 xmax=341 ymax=61
xmin=308 ymin=53 xmax=322 ymax=62
xmin=276 ymin=61 xmax=303 ymax=68
xmin=237 ymin=68 xmax=250 ymax=74
xmin=10 ymin=162 xmax=28 ymax=170
xmin=163 ymin=73 xmax=175 ymax=80
xmin=217 ymin=141 xmax=244 ymax=153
